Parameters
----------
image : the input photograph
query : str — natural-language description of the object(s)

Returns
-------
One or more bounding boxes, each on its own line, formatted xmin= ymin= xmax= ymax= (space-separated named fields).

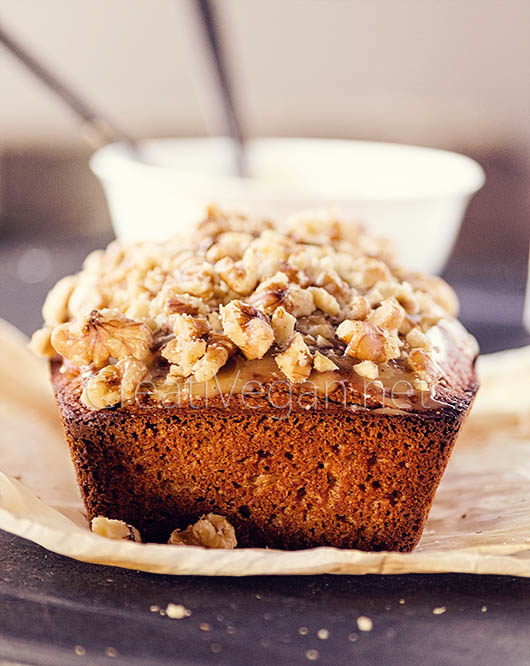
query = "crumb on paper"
xmin=432 ymin=606 xmax=446 ymax=615
xmin=166 ymin=603 xmax=192 ymax=619
xmin=168 ymin=513 xmax=237 ymax=549
xmin=91 ymin=516 xmax=141 ymax=542
xmin=356 ymin=616 xmax=373 ymax=632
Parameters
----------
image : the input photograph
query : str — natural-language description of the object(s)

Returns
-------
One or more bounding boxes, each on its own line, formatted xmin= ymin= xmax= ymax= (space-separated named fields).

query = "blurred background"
xmin=0 ymin=0 xmax=529 ymax=351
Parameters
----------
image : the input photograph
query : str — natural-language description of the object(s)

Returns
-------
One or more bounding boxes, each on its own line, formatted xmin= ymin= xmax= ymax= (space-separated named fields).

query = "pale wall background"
xmin=0 ymin=0 xmax=528 ymax=280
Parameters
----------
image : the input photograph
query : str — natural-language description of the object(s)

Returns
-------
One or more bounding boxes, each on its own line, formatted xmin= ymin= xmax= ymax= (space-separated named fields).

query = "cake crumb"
xmin=74 ymin=645 xmax=86 ymax=656
xmin=317 ymin=628 xmax=329 ymax=640
xmin=399 ymin=598 xmax=406 ymax=605
xmin=305 ymin=649 xmax=319 ymax=661
xmin=481 ymin=605 xmax=488 ymax=613
xmin=356 ymin=616 xmax=373 ymax=632
xmin=298 ymin=626 xmax=309 ymax=636
xmin=432 ymin=606 xmax=446 ymax=615
xmin=165 ymin=603 xmax=191 ymax=619
xmin=104 ymin=647 xmax=118 ymax=657
xmin=150 ymin=605 xmax=160 ymax=612
xmin=200 ymin=622 xmax=211 ymax=631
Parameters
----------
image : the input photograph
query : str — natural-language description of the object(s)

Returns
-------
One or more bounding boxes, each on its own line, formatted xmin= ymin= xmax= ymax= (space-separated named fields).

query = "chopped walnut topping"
xmin=250 ymin=272 xmax=315 ymax=318
xmin=51 ymin=309 xmax=153 ymax=368
xmin=275 ymin=333 xmax=312 ymax=383
xmin=353 ymin=360 xmax=379 ymax=380
xmin=168 ymin=513 xmax=237 ymax=549
xmin=42 ymin=274 xmax=78 ymax=325
xmin=193 ymin=336 xmax=235 ymax=382
xmin=91 ymin=516 xmax=141 ymax=542
xmin=81 ymin=365 xmax=122 ymax=409
xmin=216 ymin=247 xmax=259 ymax=295
xmin=32 ymin=206 xmax=474 ymax=408
xmin=337 ymin=319 xmax=400 ymax=364
xmin=29 ymin=326 xmax=55 ymax=358
xmin=308 ymin=286 xmax=341 ymax=316
xmin=368 ymin=298 xmax=405 ymax=331
xmin=116 ymin=358 xmax=148 ymax=404
xmin=313 ymin=351 xmax=339 ymax=372
xmin=220 ymin=300 xmax=274 ymax=360
xmin=271 ymin=306 xmax=297 ymax=347
xmin=346 ymin=295 xmax=371 ymax=320
xmin=406 ymin=327 xmax=430 ymax=350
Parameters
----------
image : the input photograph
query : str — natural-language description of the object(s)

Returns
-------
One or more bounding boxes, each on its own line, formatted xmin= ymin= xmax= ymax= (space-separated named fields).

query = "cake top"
xmin=31 ymin=206 xmax=475 ymax=410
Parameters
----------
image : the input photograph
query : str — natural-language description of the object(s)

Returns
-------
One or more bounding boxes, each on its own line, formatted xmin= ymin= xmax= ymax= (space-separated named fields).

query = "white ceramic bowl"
xmin=90 ymin=137 xmax=485 ymax=273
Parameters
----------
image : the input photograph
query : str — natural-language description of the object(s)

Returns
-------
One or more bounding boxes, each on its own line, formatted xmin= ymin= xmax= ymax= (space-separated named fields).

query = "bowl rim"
xmin=90 ymin=136 xmax=486 ymax=203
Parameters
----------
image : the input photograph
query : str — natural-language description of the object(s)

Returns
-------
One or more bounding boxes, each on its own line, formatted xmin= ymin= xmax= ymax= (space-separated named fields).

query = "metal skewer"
xmin=179 ymin=0 xmax=247 ymax=177
xmin=0 ymin=20 xmax=136 ymax=150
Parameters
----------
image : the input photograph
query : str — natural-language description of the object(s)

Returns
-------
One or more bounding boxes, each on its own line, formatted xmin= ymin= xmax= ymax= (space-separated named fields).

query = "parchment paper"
xmin=1 ymin=317 xmax=529 ymax=576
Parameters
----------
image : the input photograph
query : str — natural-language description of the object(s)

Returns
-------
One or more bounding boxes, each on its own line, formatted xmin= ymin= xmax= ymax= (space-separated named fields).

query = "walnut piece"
xmin=220 ymin=300 xmax=274 ymax=360
xmin=353 ymin=360 xmax=379 ymax=380
xmin=275 ymin=332 xmax=312 ymax=382
xmin=168 ymin=513 xmax=237 ymax=549
xmin=271 ymin=306 xmax=296 ymax=347
xmin=42 ymin=274 xmax=78 ymax=325
xmin=313 ymin=350 xmax=339 ymax=372
xmin=81 ymin=365 xmax=122 ymax=409
xmin=91 ymin=516 xmax=141 ymax=542
xmin=161 ymin=314 xmax=208 ymax=377
xmin=249 ymin=272 xmax=315 ymax=318
xmin=308 ymin=286 xmax=341 ymax=316
xmin=336 ymin=319 xmax=400 ymax=363
xmin=51 ymin=309 xmax=153 ymax=368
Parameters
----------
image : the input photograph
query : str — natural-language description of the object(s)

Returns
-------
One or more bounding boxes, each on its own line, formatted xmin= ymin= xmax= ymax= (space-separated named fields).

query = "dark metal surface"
xmin=1 ymin=530 xmax=530 ymax=666
xmin=1 ymin=233 xmax=529 ymax=666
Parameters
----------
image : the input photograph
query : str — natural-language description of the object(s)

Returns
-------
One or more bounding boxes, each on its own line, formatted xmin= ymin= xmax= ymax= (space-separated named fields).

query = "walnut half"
xmin=51 ymin=308 xmax=153 ymax=368
xmin=168 ymin=514 xmax=237 ymax=549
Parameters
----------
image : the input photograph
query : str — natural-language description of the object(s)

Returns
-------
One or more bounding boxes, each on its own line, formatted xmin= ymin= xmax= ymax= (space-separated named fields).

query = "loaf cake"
xmin=31 ymin=206 xmax=479 ymax=551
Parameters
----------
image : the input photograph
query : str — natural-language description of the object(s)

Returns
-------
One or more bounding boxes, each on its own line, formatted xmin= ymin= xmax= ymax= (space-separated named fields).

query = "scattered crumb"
xmin=399 ymin=598 xmax=406 ymax=605
xmin=226 ymin=624 xmax=236 ymax=635
xmin=210 ymin=643 xmax=222 ymax=654
xmin=305 ymin=649 xmax=319 ymax=661
xmin=298 ymin=626 xmax=309 ymax=636
xmin=432 ymin=607 xmax=446 ymax=615
xmin=317 ymin=628 xmax=329 ymax=640
xmin=104 ymin=647 xmax=118 ymax=658
xmin=165 ymin=603 xmax=191 ymax=619
xmin=74 ymin=645 xmax=86 ymax=656
xmin=385 ymin=628 xmax=397 ymax=639
xmin=348 ymin=632 xmax=358 ymax=642
xmin=356 ymin=616 xmax=373 ymax=632
xmin=200 ymin=622 xmax=211 ymax=632
xmin=461 ymin=513 xmax=467 ymax=519
xmin=149 ymin=605 xmax=160 ymax=613
xmin=481 ymin=606 xmax=488 ymax=613
xmin=384 ymin=604 xmax=391 ymax=611
xmin=264 ymin=612 xmax=272 ymax=620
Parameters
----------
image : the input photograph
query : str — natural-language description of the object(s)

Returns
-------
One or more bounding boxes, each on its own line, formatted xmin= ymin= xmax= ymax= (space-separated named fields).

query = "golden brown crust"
xmin=51 ymin=348 xmax=478 ymax=551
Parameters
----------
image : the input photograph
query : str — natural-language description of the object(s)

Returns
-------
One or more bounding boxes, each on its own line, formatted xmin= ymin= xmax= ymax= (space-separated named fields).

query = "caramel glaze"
xmin=59 ymin=317 xmax=478 ymax=417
